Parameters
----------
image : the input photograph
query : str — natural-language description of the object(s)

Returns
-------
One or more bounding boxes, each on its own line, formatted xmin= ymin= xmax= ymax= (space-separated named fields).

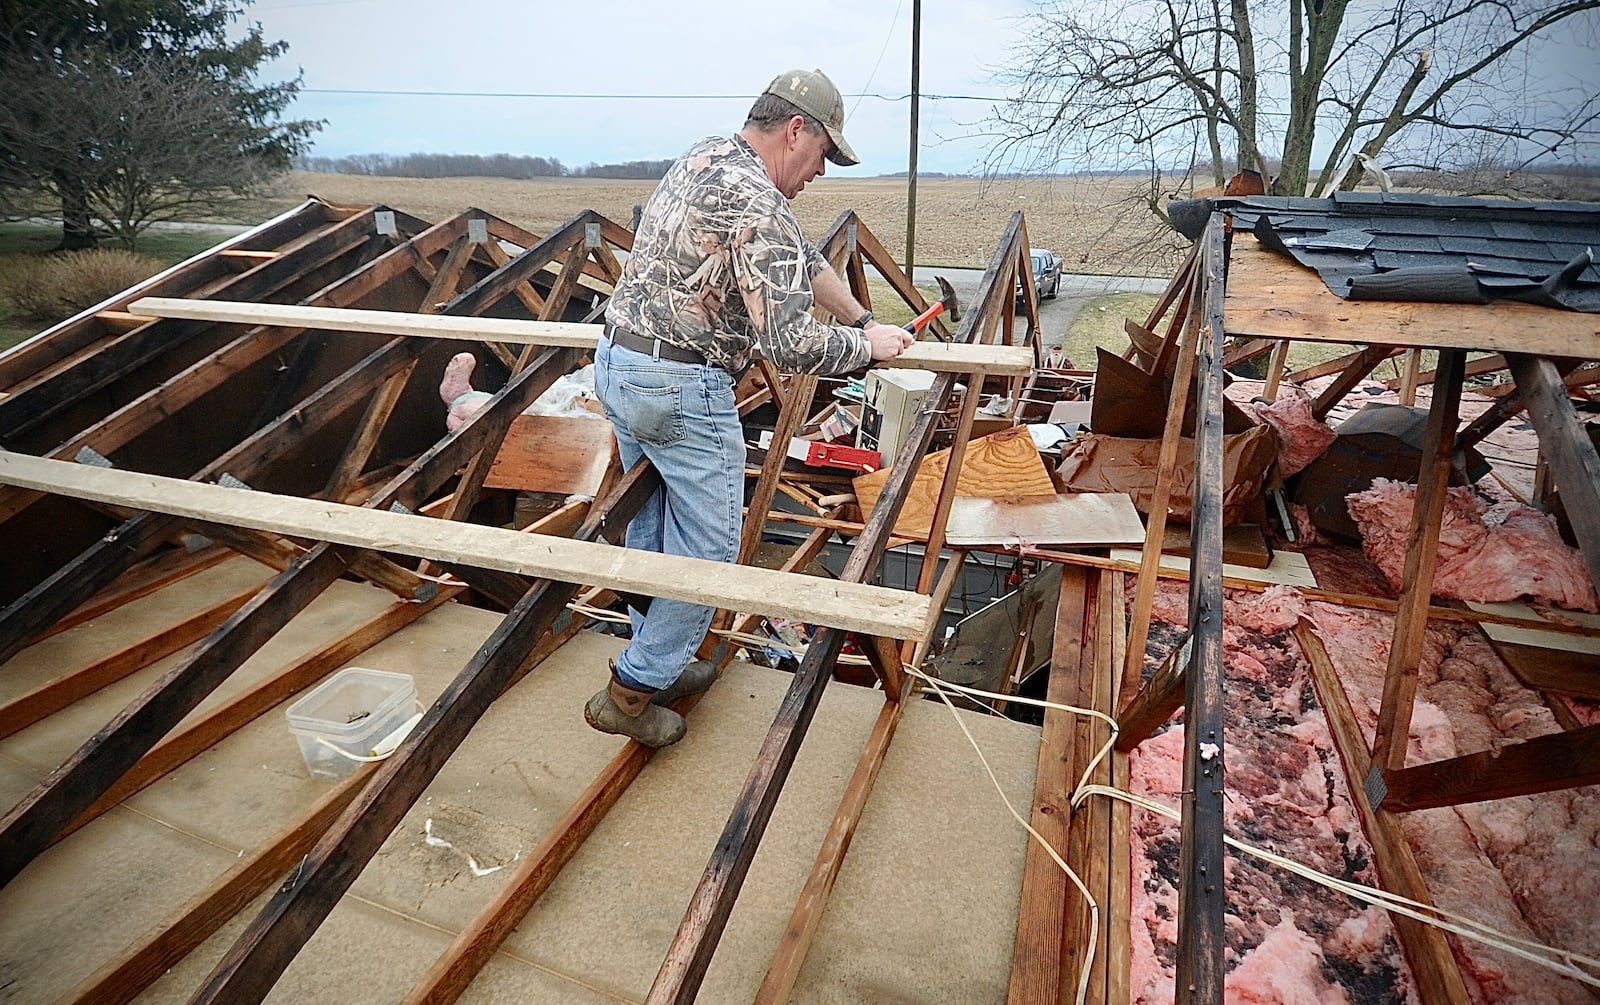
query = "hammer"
xmin=903 ymin=276 xmax=960 ymax=340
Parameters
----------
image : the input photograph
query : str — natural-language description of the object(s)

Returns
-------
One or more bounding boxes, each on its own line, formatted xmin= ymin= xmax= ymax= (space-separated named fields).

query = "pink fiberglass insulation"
xmin=1126 ymin=580 xmax=1416 ymax=1004
xmin=1345 ymin=478 xmax=1598 ymax=612
xmin=1300 ymin=553 xmax=1600 ymax=1004
xmin=1291 ymin=502 xmax=1324 ymax=545
xmin=1562 ymin=696 xmax=1600 ymax=727
xmin=1249 ymin=391 xmax=1338 ymax=477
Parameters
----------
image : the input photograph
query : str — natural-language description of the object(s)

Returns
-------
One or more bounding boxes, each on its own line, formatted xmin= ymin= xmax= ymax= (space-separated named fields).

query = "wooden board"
xmin=1489 ymin=642 xmax=1600 ymax=700
xmin=484 ymin=414 xmax=614 ymax=496
xmin=943 ymin=492 xmax=1145 ymax=547
xmin=129 ymin=297 xmax=1035 ymax=375
xmin=1224 ymin=239 xmax=1600 ymax=356
xmin=1466 ymin=601 xmax=1600 ymax=655
xmin=1161 ymin=522 xmax=1273 ymax=569
xmin=1109 ymin=543 xmax=1318 ymax=588
xmin=852 ymin=427 xmax=1056 ymax=539
xmin=1469 ymin=601 xmax=1600 ymax=698
xmin=0 ymin=451 xmax=932 ymax=640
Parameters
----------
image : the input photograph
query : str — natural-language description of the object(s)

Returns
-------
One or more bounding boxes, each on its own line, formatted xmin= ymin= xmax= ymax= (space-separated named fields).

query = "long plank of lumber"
xmin=128 ymin=297 xmax=1034 ymax=375
xmin=1225 ymin=238 xmax=1600 ymax=355
xmin=1008 ymin=564 xmax=1091 ymax=1004
xmin=1067 ymin=567 xmax=1115 ymax=1000
xmin=1381 ymin=722 xmax=1600 ymax=812
xmin=1097 ymin=570 xmax=1133 ymax=1005
xmin=1295 ymin=622 xmax=1470 ymax=1004
xmin=0 ymin=451 xmax=930 ymax=640
xmin=1174 ymin=218 xmax=1229 ymax=1004
xmin=1506 ymin=352 xmax=1600 ymax=594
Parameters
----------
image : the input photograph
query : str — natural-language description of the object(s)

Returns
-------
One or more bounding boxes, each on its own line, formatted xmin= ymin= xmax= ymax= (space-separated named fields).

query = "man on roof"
xmin=587 ymin=68 xmax=913 ymax=747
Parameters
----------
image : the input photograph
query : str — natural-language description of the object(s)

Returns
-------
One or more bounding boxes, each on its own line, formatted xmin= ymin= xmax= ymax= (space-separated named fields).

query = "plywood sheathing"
xmin=0 ymin=574 xmax=1037 ymax=1004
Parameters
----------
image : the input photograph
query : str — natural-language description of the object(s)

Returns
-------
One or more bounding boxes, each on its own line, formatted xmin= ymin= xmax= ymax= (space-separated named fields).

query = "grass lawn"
xmin=1059 ymin=291 xmax=1403 ymax=382
xmin=0 ymin=222 xmax=245 ymax=353
xmin=1059 ymin=292 xmax=1160 ymax=371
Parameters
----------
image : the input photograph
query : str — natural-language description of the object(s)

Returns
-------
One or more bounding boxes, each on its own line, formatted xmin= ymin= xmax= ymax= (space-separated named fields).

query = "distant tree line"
xmin=293 ymin=152 xmax=675 ymax=180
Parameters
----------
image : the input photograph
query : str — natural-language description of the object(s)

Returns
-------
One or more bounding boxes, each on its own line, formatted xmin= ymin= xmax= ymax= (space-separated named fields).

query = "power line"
xmin=295 ymin=87 xmax=1600 ymax=137
xmin=300 ymin=87 xmax=1006 ymax=102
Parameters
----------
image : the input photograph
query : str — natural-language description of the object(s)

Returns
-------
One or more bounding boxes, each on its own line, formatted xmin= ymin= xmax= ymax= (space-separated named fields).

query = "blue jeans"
xmin=594 ymin=338 xmax=745 ymax=690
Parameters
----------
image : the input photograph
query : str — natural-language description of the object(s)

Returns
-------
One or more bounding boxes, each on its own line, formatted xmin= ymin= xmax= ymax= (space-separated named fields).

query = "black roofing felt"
xmin=1166 ymin=193 xmax=1600 ymax=312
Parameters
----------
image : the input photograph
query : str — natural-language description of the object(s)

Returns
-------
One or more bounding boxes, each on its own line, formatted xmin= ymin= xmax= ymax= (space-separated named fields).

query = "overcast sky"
xmin=253 ymin=0 xmax=1600 ymax=177
xmin=254 ymin=0 xmax=1024 ymax=176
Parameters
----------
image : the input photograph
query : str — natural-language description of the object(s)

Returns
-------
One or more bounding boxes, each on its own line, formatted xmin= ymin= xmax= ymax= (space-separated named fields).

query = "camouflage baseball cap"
xmin=763 ymin=69 xmax=859 ymax=167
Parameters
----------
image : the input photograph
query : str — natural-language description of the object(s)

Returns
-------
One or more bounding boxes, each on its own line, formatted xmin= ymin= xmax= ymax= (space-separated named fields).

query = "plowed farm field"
xmin=266 ymin=172 xmax=1188 ymax=277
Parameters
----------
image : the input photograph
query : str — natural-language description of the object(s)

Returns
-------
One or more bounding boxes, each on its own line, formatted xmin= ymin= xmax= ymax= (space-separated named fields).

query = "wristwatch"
xmin=851 ymin=310 xmax=875 ymax=329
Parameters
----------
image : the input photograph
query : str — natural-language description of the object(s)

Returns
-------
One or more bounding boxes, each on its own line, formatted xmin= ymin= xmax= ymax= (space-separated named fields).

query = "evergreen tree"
xmin=0 ymin=0 xmax=321 ymax=248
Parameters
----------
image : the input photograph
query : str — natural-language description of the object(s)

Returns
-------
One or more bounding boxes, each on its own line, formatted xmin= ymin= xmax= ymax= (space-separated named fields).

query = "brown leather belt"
xmin=604 ymin=325 xmax=708 ymax=366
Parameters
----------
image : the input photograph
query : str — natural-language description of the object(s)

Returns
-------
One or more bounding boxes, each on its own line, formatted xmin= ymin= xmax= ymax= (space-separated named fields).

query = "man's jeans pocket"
xmin=617 ymin=379 xmax=685 ymax=446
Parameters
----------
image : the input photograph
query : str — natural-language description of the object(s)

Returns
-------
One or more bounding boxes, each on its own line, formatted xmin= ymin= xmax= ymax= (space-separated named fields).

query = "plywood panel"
xmin=1224 ymin=239 xmax=1600 ymax=356
xmin=484 ymin=415 xmax=614 ymax=497
xmin=1109 ymin=544 xmax=1318 ymax=588
xmin=944 ymin=492 xmax=1144 ymax=547
xmin=852 ymin=427 xmax=1056 ymax=539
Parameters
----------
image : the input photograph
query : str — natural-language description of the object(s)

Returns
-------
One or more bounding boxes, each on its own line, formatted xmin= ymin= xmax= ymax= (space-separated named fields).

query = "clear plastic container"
xmin=285 ymin=667 xmax=416 ymax=780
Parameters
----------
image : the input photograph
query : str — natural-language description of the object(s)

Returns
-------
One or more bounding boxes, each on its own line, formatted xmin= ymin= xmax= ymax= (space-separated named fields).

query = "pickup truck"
xmin=1017 ymin=247 xmax=1061 ymax=303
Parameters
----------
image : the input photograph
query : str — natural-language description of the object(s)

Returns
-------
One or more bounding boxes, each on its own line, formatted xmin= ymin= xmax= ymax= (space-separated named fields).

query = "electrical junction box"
xmin=857 ymin=369 xmax=942 ymax=461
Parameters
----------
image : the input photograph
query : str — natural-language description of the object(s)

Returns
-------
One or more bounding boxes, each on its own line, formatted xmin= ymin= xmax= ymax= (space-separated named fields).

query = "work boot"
xmin=584 ymin=676 xmax=686 ymax=748
xmin=651 ymin=659 xmax=718 ymax=706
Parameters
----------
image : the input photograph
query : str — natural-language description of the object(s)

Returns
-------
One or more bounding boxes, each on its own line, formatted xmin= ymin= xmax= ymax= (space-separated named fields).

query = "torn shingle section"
xmin=1167 ymin=192 xmax=1600 ymax=311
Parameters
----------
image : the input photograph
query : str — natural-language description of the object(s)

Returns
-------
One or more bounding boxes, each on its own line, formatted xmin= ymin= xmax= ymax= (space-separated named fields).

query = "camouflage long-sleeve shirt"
xmin=604 ymin=134 xmax=872 ymax=376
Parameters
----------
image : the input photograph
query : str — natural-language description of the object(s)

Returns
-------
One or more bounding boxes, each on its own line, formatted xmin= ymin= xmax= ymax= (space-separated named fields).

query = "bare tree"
xmin=0 ymin=0 xmax=317 ymax=249
xmin=987 ymin=0 xmax=1600 ymax=215
xmin=0 ymin=50 xmax=296 ymax=249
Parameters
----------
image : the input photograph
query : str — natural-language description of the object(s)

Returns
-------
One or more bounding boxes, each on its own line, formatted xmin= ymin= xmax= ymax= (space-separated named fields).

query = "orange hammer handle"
xmin=905 ymin=300 xmax=948 ymax=333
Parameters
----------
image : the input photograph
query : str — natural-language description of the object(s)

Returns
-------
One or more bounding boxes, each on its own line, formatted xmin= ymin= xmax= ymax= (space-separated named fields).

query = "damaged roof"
xmin=1169 ymin=192 xmax=1600 ymax=312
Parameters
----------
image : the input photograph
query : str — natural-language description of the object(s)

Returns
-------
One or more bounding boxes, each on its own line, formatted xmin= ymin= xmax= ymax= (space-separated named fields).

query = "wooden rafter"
xmin=1369 ymin=350 xmax=1467 ymax=773
xmin=0 ymin=585 xmax=255 ymax=741
xmin=1172 ymin=214 xmax=1229 ymax=1004
xmin=127 ymin=298 xmax=1036 ymax=376
xmin=187 ymin=465 xmax=662 ymax=1002
xmin=1296 ymin=623 xmax=1470 ymax=1003
xmin=645 ymin=210 xmax=1029 ymax=1004
xmin=0 ymin=206 xmax=403 ymax=446
xmin=1009 ymin=564 xmax=1093 ymax=1003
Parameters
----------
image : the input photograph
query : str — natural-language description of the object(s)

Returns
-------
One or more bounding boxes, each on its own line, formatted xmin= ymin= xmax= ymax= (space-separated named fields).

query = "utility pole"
xmin=904 ymin=0 xmax=921 ymax=284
